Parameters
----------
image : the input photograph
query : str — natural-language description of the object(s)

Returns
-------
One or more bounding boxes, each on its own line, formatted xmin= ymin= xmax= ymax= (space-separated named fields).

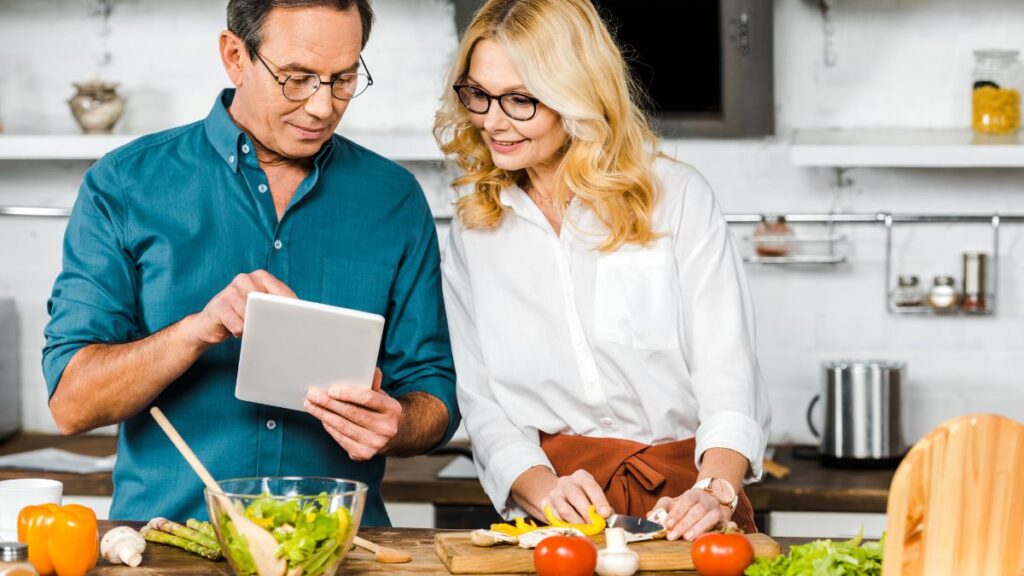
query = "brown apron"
xmin=539 ymin=433 xmax=757 ymax=533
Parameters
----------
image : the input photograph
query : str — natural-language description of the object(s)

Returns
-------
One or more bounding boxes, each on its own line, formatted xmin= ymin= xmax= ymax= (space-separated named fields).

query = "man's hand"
xmin=185 ymin=270 xmax=296 ymax=345
xmin=303 ymin=369 xmax=403 ymax=461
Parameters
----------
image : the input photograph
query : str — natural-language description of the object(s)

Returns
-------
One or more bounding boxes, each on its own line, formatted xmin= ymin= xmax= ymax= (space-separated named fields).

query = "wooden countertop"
xmin=0 ymin=434 xmax=893 ymax=513
xmin=88 ymin=521 xmax=814 ymax=575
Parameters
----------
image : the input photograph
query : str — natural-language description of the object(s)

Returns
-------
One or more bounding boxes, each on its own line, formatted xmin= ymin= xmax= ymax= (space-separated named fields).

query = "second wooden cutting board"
xmin=435 ymin=532 xmax=781 ymax=574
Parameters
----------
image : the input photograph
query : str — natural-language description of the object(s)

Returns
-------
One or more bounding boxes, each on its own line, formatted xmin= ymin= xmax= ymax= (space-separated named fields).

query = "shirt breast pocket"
xmin=321 ymin=257 xmax=395 ymax=317
xmin=594 ymin=250 xmax=680 ymax=350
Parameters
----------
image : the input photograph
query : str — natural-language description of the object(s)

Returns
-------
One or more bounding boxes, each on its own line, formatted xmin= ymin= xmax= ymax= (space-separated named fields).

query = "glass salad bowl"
xmin=205 ymin=477 xmax=367 ymax=576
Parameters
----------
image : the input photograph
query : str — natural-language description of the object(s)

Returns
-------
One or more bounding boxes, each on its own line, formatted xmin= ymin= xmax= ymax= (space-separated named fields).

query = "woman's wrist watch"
xmin=692 ymin=477 xmax=738 ymax=512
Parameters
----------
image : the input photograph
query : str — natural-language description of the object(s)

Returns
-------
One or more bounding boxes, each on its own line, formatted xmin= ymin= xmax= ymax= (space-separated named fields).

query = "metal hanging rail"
xmin=5 ymin=208 xmax=1024 ymax=223
xmin=723 ymin=213 xmax=1024 ymax=225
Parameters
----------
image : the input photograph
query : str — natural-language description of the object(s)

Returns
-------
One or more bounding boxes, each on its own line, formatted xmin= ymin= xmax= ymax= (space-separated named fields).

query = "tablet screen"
xmin=235 ymin=293 xmax=385 ymax=411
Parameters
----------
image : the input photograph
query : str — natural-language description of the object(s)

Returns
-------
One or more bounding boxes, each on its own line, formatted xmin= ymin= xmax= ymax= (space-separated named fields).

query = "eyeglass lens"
xmin=283 ymin=73 xmax=371 ymax=101
xmin=457 ymin=85 xmax=536 ymax=120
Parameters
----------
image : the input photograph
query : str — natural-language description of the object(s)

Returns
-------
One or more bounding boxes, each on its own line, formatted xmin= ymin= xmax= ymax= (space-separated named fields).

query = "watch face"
xmin=710 ymin=478 xmax=737 ymax=503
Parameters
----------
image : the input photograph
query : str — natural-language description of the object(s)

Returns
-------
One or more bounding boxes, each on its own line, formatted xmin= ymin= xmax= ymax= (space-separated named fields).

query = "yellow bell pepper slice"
xmin=543 ymin=505 xmax=607 ymax=536
xmin=489 ymin=516 xmax=541 ymax=536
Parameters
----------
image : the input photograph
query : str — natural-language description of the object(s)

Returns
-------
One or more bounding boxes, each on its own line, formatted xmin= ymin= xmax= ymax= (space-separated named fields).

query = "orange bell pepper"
xmin=17 ymin=503 xmax=98 ymax=576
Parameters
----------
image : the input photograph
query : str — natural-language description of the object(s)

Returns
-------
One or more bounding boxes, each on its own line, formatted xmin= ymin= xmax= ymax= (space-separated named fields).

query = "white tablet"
xmin=235 ymin=292 xmax=385 ymax=412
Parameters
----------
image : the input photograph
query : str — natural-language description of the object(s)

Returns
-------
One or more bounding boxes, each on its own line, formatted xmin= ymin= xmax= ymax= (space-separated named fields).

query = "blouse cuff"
xmin=695 ymin=411 xmax=768 ymax=481
xmin=479 ymin=442 xmax=554 ymax=520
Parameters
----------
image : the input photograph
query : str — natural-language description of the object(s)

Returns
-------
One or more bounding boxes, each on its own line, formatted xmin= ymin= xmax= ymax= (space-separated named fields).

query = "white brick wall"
xmin=0 ymin=0 xmax=1022 ymax=446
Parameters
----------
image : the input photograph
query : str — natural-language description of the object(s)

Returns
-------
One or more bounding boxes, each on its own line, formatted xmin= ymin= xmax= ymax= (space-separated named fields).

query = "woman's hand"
xmin=541 ymin=469 xmax=613 ymax=524
xmin=512 ymin=467 xmax=612 ymax=523
xmin=651 ymin=489 xmax=734 ymax=541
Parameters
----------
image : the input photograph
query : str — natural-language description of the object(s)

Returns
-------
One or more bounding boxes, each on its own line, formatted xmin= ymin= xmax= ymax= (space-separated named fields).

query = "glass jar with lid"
xmin=928 ymin=275 xmax=959 ymax=311
xmin=891 ymin=274 xmax=925 ymax=308
xmin=0 ymin=542 xmax=38 ymax=576
xmin=753 ymin=215 xmax=794 ymax=257
xmin=972 ymin=49 xmax=1021 ymax=135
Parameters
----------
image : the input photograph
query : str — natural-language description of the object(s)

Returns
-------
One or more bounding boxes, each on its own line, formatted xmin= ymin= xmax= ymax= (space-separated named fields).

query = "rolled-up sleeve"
xmin=673 ymin=173 xmax=771 ymax=480
xmin=43 ymin=154 xmax=139 ymax=398
xmin=378 ymin=178 xmax=460 ymax=448
xmin=442 ymin=221 xmax=553 ymax=518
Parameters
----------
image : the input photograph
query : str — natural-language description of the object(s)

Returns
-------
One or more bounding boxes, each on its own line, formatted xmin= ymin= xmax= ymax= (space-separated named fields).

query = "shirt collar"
xmin=499 ymin=184 xmax=607 ymax=243
xmin=500 ymin=184 xmax=557 ymax=232
xmin=204 ymin=89 xmax=247 ymax=173
xmin=203 ymin=88 xmax=336 ymax=174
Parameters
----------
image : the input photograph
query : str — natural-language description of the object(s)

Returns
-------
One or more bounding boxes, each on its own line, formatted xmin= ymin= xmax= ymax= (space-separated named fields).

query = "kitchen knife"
xmin=606 ymin=513 xmax=665 ymax=534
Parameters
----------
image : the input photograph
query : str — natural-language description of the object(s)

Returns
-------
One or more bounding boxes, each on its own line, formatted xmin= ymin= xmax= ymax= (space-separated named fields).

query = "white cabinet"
xmin=62 ymin=495 xmax=111 ymax=520
xmin=384 ymin=502 xmax=434 ymax=529
xmin=769 ymin=511 xmax=887 ymax=539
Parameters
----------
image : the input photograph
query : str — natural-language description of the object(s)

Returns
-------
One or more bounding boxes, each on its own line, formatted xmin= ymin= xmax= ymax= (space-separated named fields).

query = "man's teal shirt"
xmin=43 ymin=90 xmax=459 ymax=524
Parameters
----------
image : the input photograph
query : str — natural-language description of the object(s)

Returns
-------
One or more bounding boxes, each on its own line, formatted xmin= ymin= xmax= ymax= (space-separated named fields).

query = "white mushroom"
xmin=516 ymin=527 xmax=585 ymax=549
xmin=470 ymin=529 xmax=519 ymax=547
xmin=100 ymin=526 xmax=147 ymax=567
xmin=596 ymin=527 xmax=640 ymax=576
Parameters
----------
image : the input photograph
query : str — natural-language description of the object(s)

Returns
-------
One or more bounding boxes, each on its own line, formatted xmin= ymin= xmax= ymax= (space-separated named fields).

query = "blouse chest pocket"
xmin=594 ymin=250 xmax=680 ymax=350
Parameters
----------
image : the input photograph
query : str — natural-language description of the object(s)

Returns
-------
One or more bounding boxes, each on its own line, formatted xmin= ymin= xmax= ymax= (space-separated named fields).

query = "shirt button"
xmin=273 ymin=240 xmax=283 ymax=250
xmin=266 ymin=419 xmax=277 ymax=430
xmin=258 ymin=184 xmax=268 ymax=193
xmin=600 ymin=417 xmax=614 ymax=428
xmin=228 ymin=155 xmax=235 ymax=164
xmin=242 ymin=144 xmax=251 ymax=154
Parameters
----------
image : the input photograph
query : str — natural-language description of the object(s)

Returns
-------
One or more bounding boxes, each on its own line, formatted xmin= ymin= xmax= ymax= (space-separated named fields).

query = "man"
xmin=42 ymin=0 xmax=458 ymax=525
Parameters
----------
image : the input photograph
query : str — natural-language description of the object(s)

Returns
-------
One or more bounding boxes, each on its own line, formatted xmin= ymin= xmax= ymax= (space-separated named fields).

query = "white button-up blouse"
xmin=441 ymin=157 xmax=771 ymax=518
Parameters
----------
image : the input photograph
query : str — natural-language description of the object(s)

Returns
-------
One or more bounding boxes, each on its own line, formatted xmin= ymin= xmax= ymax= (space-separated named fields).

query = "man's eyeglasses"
xmin=453 ymin=84 xmax=540 ymax=121
xmin=250 ymin=46 xmax=373 ymax=102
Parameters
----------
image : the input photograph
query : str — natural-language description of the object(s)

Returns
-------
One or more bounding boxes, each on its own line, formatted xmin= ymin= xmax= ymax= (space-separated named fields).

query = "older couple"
xmin=43 ymin=0 xmax=769 ymax=542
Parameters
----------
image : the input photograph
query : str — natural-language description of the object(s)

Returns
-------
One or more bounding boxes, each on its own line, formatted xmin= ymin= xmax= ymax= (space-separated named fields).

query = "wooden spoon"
xmin=151 ymin=407 xmax=287 ymax=576
xmin=352 ymin=535 xmax=412 ymax=563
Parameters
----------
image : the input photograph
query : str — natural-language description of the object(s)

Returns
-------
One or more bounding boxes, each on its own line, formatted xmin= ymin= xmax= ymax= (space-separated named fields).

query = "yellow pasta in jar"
xmin=972 ymin=85 xmax=1020 ymax=134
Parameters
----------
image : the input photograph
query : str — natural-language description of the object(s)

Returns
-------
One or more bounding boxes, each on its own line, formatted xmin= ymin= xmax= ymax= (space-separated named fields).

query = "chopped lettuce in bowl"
xmin=206 ymin=477 xmax=366 ymax=576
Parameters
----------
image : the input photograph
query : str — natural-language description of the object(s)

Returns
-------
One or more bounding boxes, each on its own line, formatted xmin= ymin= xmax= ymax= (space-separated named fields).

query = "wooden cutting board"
xmin=435 ymin=532 xmax=781 ymax=574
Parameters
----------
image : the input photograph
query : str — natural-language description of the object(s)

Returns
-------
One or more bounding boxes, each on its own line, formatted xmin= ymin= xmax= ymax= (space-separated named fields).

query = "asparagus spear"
xmin=141 ymin=525 xmax=222 ymax=560
xmin=147 ymin=517 xmax=221 ymax=552
xmin=186 ymin=518 xmax=218 ymax=542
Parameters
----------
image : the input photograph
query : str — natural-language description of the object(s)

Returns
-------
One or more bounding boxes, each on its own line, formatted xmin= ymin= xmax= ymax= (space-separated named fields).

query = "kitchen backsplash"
xmin=0 ymin=0 xmax=1022 ymax=443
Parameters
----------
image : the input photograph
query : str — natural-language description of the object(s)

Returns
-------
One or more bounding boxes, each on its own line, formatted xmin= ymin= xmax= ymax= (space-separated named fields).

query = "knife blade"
xmin=606 ymin=513 xmax=665 ymax=534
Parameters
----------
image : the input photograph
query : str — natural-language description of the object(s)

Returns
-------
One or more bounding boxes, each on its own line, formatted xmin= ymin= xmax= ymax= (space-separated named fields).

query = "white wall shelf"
xmin=790 ymin=128 xmax=1024 ymax=168
xmin=0 ymin=131 xmax=443 ymax=162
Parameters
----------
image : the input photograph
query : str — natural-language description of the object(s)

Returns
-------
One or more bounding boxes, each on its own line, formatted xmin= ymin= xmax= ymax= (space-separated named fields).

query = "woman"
xmin=435 ymin=0 xmax=771 ymax=541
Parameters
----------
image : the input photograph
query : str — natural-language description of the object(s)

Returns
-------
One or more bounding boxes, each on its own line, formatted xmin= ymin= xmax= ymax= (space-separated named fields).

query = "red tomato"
xmin=691 ymin=532 xmax=755 ymax=576
xmin=533 ymin=535 xmax=598 ymax=576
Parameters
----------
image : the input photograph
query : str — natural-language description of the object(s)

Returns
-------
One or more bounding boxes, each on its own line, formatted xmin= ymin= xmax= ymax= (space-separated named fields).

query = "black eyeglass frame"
xmin=452 ymin=83 xmax=541 ymax=121
xmin=249 ymin=45 xmax=374 ymax=102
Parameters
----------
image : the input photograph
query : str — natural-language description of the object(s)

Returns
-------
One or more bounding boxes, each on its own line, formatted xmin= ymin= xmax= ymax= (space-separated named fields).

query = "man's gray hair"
xmin=227 ymin=0 xmax=374 ymax=56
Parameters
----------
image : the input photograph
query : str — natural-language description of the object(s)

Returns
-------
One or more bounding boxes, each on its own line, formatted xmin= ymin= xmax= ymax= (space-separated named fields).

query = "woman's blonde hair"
xmin=434 ymin=0 xmax=661 ymax=251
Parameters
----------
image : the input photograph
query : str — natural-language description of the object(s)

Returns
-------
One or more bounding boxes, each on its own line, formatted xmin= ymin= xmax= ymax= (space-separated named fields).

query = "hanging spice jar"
xmin=927 ymin=276 xmax=959 ymax=311
xmin=753 ymin=215 xmax=794 ymax=257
